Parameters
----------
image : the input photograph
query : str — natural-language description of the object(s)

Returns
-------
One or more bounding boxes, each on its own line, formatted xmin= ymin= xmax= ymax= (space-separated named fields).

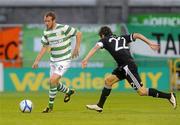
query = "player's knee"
xmin=105 ymin=77 xmax=113 ymax=86
xmin=137 ymin=87 xmax=147 ymax=96
xmin=50 ymin=78 xmax=58 ymax=85
xmin=138 ymin=91 xmax=145 ymax=96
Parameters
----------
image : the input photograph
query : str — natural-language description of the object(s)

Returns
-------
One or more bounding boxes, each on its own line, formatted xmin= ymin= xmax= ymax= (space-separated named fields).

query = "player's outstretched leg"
xmin=148 ymin=88 xmax=177 ymax=109
xmin=86 ymin=86 xmax=111 ymax=112
xmin=57 ymin=82 xmax=75 ymax=103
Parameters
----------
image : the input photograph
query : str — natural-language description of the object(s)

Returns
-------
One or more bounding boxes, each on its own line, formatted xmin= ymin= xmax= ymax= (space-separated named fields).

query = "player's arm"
xmin=32 ymin=46 xmax=48 ymax=69
xmin=64 ymin=25 xmax=82 ymax=59
xmin=133 ymin=33 xmax=160 ymax=51
xmin=72 ymin=31 xmax=82 ymax=58
xmin=81 ymin=44 xmax=101 ymax=68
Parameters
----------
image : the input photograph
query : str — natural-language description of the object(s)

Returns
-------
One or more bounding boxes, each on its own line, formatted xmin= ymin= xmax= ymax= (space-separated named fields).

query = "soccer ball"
xmin=19 ymin=99 xmax=33 ymax=113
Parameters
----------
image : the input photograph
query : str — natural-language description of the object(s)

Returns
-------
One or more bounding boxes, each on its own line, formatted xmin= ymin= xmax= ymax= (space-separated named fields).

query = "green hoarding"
xmin=4 ymin=66 xmax=170 ymax=92
xmin=128 ymin=13 xmax=180 ymax=26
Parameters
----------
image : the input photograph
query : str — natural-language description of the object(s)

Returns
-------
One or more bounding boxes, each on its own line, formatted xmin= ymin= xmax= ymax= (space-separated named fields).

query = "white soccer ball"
xmin=19 ymin=99 xmax=33 ymax=113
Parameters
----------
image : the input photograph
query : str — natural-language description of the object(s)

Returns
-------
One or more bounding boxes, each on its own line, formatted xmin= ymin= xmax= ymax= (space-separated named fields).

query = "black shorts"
xmin=112 ymin=63 xmax=143 ymax=90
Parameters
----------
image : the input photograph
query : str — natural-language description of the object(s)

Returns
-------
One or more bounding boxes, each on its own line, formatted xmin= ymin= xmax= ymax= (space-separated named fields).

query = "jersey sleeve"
xmin=41 ymin=35 xmax=49 ymax=46
xmin=63 ymin=25 xmax=78 ymax=37
xmin=121 ymin=33 xmax=136 ymax=44
xmin=96 ymin=39 xmax=104 ymax=49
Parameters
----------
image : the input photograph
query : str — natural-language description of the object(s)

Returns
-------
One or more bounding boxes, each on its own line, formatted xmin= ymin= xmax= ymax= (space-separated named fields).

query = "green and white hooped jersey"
xmin=41 ymin=23 xmax=78 ymax=62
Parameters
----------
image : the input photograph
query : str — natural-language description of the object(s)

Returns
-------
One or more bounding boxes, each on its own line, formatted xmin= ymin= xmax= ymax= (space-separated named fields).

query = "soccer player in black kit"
xmin=81 ymin=26 xmax=177 ymax=112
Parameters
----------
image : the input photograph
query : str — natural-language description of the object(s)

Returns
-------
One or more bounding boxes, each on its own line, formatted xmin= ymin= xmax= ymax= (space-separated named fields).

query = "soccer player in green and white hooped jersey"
xmin=32 ymin=11 xmax=82 ymax=113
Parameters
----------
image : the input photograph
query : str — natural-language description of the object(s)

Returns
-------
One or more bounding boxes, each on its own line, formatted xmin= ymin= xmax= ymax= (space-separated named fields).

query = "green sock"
xmin=48 ymin=85 xmax=57 ymax=109
xmin=57 ymin=82 xmax=70 ymax=94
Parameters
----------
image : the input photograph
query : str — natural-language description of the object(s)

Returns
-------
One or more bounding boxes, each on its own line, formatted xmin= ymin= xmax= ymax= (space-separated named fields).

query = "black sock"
xmin=97 ymin=87 xmax=111 ymax=108
xmin=148 ymin=88 xmax=171 ymax=99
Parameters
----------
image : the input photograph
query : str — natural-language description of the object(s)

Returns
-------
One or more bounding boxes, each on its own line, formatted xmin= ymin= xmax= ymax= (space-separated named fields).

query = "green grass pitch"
xmin=0 ymin=91 xmax=180 ymax=125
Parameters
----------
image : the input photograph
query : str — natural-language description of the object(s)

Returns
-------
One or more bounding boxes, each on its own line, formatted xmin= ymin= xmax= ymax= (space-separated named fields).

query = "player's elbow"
xmin=133 ymin=33 xmax=143 ymax=39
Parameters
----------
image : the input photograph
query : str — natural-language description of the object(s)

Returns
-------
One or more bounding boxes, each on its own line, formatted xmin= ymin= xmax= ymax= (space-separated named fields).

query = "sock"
xmin=97 ymin=87 xmax=112 ymax=108
xmin=148 ymin=88 xmax=171 ymax=99
xmin=57 ymin=82 xmax=70 ymax=94
xmin=48 ymin=85 xmax=57 ymax=109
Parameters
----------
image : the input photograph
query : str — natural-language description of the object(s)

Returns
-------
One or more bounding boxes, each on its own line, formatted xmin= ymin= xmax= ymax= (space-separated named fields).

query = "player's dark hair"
xmin=98 ymin=26 xmax=113 ymax=37
xmin=44 ymin=11 xmax=56 ymax=21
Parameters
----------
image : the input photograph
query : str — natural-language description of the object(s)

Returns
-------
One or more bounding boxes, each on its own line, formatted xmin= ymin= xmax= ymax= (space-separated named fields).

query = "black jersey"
xmin=97 ymin=34 xmax=136 ymax=66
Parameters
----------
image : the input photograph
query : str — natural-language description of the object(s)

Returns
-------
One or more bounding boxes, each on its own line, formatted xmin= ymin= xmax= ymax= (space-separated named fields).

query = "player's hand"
xmin=81 ymin=59 xmax=88 ymax=69
xmin=72 ymin=48 xmax=79 ymax=59
xmin=149 ymin=43 xmax=160 ymax=51
xmin=32 ymin=61 xmax=39 ymax=69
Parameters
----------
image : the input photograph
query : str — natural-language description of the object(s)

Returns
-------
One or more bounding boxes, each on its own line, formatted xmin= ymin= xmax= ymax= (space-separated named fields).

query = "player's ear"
xmin=101 ymin=35 xmax=105 ymax=39
xmin=53 ymin=19 xmax=56 ymax=23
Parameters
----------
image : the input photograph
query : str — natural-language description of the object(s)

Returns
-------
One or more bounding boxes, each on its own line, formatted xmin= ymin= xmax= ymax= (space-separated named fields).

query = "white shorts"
xmin=50 ymin=60 xmax=71 ymax=77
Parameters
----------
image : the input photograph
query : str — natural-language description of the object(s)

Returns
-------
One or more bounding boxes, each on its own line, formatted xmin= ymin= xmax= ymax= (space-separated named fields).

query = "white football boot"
xmin=86 ymin=104 xmax=103 ymax=112
xmin=168 ymin=92 xmax=177 ymax=109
